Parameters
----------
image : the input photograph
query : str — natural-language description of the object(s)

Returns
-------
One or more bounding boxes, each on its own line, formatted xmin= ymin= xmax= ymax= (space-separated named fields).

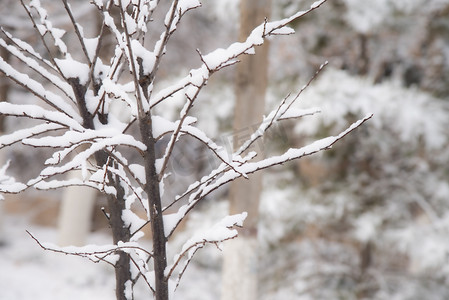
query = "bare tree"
xmin=0 ymin=1 xmax=371 ymax=299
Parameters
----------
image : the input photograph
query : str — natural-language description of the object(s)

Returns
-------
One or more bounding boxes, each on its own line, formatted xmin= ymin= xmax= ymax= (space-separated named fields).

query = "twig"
xmin=19 ymin=0 xmax=67 ymax=80
xmin=166 ymin=114 xmax=373 ymax=238
xmin=101 ymin=206 xmax=110 ymax=221
xmin=62 ymin=0 xmax=91 ymax=65
xmin=236 ymin=61 xmax=328 ymax=157
xmin=26 ymin=230 xmax=153 ymax=258
xmin=157 ymin=83 xmax=202 ymax=181
xmin=129 ymin=255 xmax=155 ymax=294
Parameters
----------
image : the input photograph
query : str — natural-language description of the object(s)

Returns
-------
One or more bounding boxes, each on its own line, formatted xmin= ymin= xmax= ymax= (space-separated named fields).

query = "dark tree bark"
xmin=107 ymin=175 xmax=133 ymax=300
xmin=140 ymin=112 xmax=168 ymax=300
xmin=95 ymin=150 xmax=133 ymax=300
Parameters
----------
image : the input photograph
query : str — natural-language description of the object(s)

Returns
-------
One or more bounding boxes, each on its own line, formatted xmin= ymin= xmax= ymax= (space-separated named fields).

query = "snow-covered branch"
xmin=0 ymin=102 xmax=82 ymax=130
xmin=157 ymin=79 xmax=207 ymax=180
xmin=235 ymin=61 xmax=328 ymax=157
xmin=162 ymin=62 xmax=327 ymax=215
xmin=21 ymin=0 xmax=69 ymax=58
xmin=0 ymin=161 xmax=27 ymax=196
xmin=0 ymin=123 xmax=63 ymax=150
xmin=0 ymin=57 xmax=80 ymax=119
xmin=150 ymin=0 xmax=327 ymax=109
xmin=27 ymin=230 xmax=152 ymax=266
xmin=165 ymin=212 xmax=247 ymax=289
xmin=0 ymin=36 xmax=75 ymax=101
xmin=165 ymin=114 xmax=372 ymax=238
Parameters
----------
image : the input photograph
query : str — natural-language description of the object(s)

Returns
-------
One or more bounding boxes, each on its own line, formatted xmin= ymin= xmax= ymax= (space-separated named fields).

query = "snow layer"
xmin=55 ymin=58 xmax=90 ymax=85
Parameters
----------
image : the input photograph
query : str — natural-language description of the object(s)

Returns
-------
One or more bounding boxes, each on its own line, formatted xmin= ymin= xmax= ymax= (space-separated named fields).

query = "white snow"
xmin=0 ymin=56 xmax=82 ymax=122
xmin=124 ymin=12 xmax=137 ymax=35
xmin=270 ymin=26 xmax=295 ymax=35
xmin=0 ymin=102 xmax=83 ymax=131
xmin=0 ymin=37 xmax=75 ymax=100
xmin=23 ymin=128 xmax=146 ymax=151
xmin=311 ymin=0 xmax=326 ymax=9
xmin=166 ymin=212 xmax=247 ymax=287
xmin=55 ymin=58 xmax=90 ymax=85
xmin=0 ymin=162 xmax=27 ymax=196
xmin=178 ymin=0 xmax=202 ymax=14
xmin=0 ymin=224 xmax=117 ymax=300
xmin=131 ymin=40 xmax=156 ymax=75
xmin=83 ymin=37 xmax=99 ymax=62
xmin=122 ymin=209 xmax=146 ymax=234
xmin=0 ymin=123 xmax=62 ymax=149
xmin=0 ymin=0 xmax=447 ymax=299
xmin=28 ymin=0 xmax=68 ymax=54
xmin=125 ymin=280 xmax=133 ymax=300
xmin=129 ymin=164 xmax=146 ymax=184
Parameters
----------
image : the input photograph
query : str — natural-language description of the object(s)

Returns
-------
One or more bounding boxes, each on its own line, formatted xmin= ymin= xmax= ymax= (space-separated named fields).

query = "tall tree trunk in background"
xmin=57 ymin=168 xmax=97 ymax=246
xmin=221 ymin=1 xmax=271 ymax=299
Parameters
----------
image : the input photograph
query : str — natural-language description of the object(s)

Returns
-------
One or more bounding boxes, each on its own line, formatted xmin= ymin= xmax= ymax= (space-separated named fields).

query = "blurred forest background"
xmin=1 ymin=0 xmax=449 ymax=299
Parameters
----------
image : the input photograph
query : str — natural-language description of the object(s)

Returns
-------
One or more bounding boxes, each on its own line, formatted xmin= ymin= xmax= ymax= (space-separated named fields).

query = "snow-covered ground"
xmin=1 ymin=215 xmax=116 ymax=300
xmin=3 ymin=167 xmax=449 ymax=300
xmin=0 ymin=213 xmax=222 ymax=300
xmin=0 ymin=182 xmax=298 ymax=300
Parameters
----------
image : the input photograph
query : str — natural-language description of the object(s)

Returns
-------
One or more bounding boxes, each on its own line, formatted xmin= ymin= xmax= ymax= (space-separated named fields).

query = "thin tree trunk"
xmin=107 ymin=176 xmax=132 ymax=300
xmin=140 ymin=113 xmax=168 ymax=300
xmin=96 ymin=151 xmax=133 ymax=300
xmin=222 ymin=1 xmax=271 ymax=299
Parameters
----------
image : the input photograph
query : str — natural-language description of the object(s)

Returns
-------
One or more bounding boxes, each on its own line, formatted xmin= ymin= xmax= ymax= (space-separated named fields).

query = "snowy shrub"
xmin=260 ymin=69 xmax=449 ymax=298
